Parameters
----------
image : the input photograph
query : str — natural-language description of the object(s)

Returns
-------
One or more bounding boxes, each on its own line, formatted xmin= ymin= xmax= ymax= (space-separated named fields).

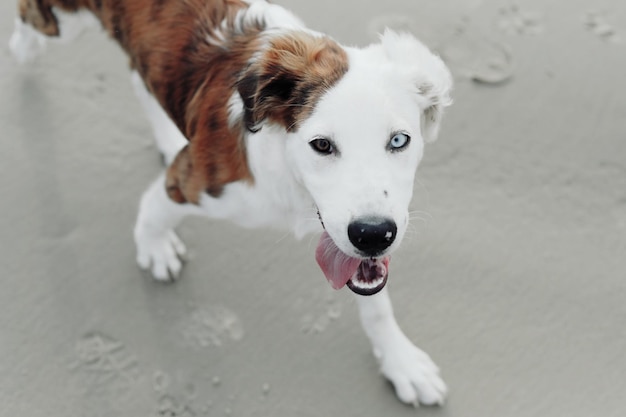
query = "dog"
xmin=9 ymin=0 xmax=452 ymax=406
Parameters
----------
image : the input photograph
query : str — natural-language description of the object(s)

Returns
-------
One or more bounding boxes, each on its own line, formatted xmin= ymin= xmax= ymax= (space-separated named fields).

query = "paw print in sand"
xmin=584 ymin=11 xmax=622 ymax=44
xmin=497 ymin=4 xmax=543 ymax=36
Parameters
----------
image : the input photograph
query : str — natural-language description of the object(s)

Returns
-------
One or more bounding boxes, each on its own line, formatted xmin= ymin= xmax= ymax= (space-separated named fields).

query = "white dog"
xmin=10 ymin=0 xmax=452 ymax=406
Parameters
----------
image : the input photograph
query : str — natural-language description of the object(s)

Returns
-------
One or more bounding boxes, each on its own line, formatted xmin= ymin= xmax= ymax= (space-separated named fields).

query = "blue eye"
xmin=388 ymin=132 xmax=410 ymax=151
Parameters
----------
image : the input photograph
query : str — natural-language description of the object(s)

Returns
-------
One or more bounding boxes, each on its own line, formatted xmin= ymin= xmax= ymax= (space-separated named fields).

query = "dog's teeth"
xmin=351 ymin=276 xmax=384 ymax=290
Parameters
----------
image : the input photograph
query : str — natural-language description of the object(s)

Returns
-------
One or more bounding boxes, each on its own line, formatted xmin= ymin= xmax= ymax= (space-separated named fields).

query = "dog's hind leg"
xmin=134 ymin=173 xmax=204 ymax=281
xmin=355 ymin=287 xmax=448 ymax=406
xmin=9 ymin=0 xmax=98 ymax=64
xmin=9 ymin=15 xmax=50 ymax=63
xmin=131 ymin=71 xmax=188 ymax=165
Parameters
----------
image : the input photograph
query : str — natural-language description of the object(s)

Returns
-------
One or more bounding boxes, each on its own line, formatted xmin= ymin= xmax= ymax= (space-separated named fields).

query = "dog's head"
xmin=238 ymin=30 xmax=452 ymax=294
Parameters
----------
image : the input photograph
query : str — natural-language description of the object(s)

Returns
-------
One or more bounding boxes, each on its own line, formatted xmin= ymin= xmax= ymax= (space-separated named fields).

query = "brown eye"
xmin=309 ymin=137 xmax=335 ymax=155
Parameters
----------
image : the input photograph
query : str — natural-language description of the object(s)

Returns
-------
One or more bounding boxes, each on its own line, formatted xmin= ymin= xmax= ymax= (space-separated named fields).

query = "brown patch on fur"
xmin=237 ymin=32 xmax=349 ymax=132
xmin=18 ymin=0 xmax=60 ymax=36
xmin=17 ymin=0 xmax=348 ymax=204
xmin=175 ymin=33 xmax=260 ymax=202
xmin=165 ymin=145 xmax=192 ymax=203
xmin=19 ymin=0 xmax=260 ymax=204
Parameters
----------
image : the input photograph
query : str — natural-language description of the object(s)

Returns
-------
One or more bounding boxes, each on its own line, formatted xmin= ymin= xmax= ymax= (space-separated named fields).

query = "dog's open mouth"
xmin=315 ymin=231 xmax=389 ymax=296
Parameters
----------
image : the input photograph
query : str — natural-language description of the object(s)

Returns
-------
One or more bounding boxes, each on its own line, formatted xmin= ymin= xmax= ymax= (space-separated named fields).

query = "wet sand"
xmin=1 ymin=0 xmax=625 ymax=416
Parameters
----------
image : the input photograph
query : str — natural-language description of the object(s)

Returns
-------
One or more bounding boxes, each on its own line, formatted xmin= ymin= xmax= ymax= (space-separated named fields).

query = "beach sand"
xmin=1 ymin=0 xmax=625 ymax=416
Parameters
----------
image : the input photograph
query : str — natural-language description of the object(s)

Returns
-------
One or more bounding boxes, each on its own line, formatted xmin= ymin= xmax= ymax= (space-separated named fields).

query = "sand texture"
xmin=1 ymin=0 xmax=625 ymax=416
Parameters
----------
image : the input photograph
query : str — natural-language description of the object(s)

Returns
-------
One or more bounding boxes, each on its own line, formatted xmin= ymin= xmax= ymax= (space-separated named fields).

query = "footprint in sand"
xmin=298 ymin=292 xmax=343 ymax=334
xmin=367 ymin=12 xmax=515 ymax=85
xmin=70 ymin=332 xmax=140 ymax=383
xmin=440 ymin=21 xmax=515 ymax=85
xmin=68 ymin=331 xmax=143 ymax=416
xmin=496 ymin=4 xmax=544 ymax=36
xmin=179 ymin=305 xmax=244 ymax=348
xmin=584 ymin=11 xmax=622 ymax=44
xmin=153 ymin=371 xmax=203 ymax=417
xmin=156 ymin=394 xmax=197 ymax=417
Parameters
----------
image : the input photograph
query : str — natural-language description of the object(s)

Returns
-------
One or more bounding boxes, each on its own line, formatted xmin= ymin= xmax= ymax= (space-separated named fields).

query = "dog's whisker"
xmin=414 ymin=177 xmax=430 ymax=192
xmin=405 ymin=220 xmax=419 ymax=232
xmin=305 ymin=232 xmax=319 ymax=251
xmin=408 ymin=219 xmax=428 ymax=225
xmin=274 ymin=231 xmax=293 ymax=244
xmin=408 ymin=210 xmax=433 ymax=219
xmin=408 ymin=213 xmax=432 ymax=222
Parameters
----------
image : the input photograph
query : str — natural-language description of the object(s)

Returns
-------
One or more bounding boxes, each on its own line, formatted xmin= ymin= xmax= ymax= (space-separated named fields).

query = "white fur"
xmin=52 ymin=8 xmax=99 ymax=42
xmin=379 ymin=30 xmax=453 ymax=143
xmin=356 ymin=287 xmax=447 ymax=405
xmin=10 ymin=0 xmax=452 ymax=406
xmin=134 ymin=173 xmax=202 ymax=281
xmin=9 ymin=18 xmax=48 ymax=63
xmin=207 ymin=1 xmax=305 ymax=46
xmin=9 ymin=9 xmax=98 ymax=63
xmin=284 ymin=38 xmax=452 ymax=259
xmin=130 ymin=71 xmax=187 ymax=164
xmin=241 ymin=0 xmax=305 ymax=31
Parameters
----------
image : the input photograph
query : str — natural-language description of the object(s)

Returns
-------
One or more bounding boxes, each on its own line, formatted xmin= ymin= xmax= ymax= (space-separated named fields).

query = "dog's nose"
xmin=348 ymin=217 xmax=397 ymax=256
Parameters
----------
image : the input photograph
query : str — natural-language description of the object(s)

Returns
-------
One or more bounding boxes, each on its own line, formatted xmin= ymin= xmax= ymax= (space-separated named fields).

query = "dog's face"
xmin=288 ymin=74 xmax=422 ymax=258
xmin=286 ymin=31 xmax=452 ymax=260
xmin=238 ymin=30 xmax=451 ymax=293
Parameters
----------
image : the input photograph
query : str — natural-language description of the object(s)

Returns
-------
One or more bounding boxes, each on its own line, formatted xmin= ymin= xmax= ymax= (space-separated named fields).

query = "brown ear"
xmin=237 ymin=32 xmax=348 ymax=132
xmin=19 ymin=0 xmax=59 ymax=36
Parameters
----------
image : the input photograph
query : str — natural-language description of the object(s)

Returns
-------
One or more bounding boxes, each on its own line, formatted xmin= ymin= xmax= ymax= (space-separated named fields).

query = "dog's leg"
xmin=134 ymin=173 xmax=204 ymax=281
xmin=131 ymin=71 xmax=188 ymax=165
xmin=9 ymin=1 xmax=98 ymax=64
xmin=355 ymin=287 xmax=447 ymax=406
xmin=9 ymin=16 xmax=49 ymax=63
xmin=9 ymin=0 xmax=58 ymax=62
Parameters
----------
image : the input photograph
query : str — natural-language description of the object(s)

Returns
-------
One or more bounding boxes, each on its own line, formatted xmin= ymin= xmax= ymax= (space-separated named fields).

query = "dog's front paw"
xmin=134 ymin=228 xmax=186 ymax=281
xmin=375 ymin=335 xmax=447 ymax=407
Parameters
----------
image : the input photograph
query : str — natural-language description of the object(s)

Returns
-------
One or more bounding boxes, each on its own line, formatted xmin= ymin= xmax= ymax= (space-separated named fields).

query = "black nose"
xmin=348 ymin=217 xmax=397 ymax=256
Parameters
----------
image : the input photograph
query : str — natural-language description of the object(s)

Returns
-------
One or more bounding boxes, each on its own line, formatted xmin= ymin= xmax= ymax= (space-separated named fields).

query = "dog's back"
xmin=17 ymin=0 xmax=255 ymax=137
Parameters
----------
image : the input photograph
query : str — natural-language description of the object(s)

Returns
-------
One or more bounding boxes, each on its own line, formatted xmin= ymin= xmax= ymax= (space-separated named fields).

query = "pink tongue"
xmin=314 ymin=231 xmax=363 ymax=290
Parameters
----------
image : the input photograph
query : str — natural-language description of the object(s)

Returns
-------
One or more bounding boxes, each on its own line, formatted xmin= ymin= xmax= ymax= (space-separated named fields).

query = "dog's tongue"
xmin=315 ymin=231 xmax=389 ymax=292
xmin=315 ymin=232 xmax=361 ymax=289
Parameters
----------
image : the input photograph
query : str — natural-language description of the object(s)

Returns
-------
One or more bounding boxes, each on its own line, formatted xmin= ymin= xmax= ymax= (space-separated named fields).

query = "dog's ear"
xmin=380 ymin=30 xmax=453 ymax=143
xmin=237 ymin=32 xmax=348 ymax=132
